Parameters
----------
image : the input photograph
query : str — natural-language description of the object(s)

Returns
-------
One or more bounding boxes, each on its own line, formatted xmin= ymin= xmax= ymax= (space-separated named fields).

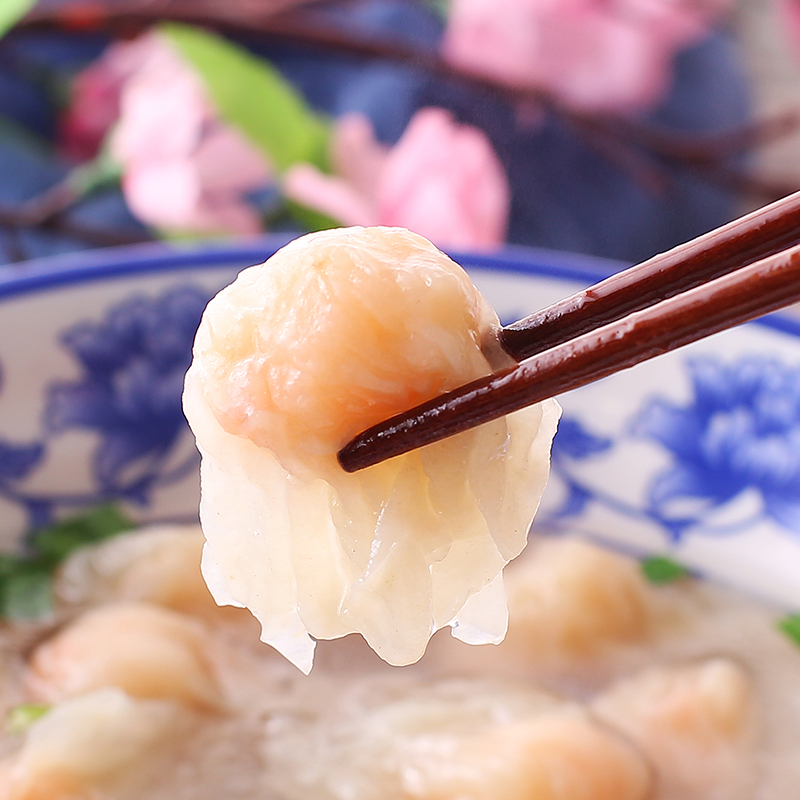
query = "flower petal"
xmin=193 ymin=124 xmax=272 ymax=193
xmin=122 ymin=160 xmax=202 ymax=230
xmin=283 ymin=163 xmax=379 ymax=227
xmin=377 ymin=108 xmax=510 ymax=249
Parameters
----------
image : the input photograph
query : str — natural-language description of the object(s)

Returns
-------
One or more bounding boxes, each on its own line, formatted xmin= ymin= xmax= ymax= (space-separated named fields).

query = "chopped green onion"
xmin=778 ymin=614 xmax=800 ymax=649
xmin=31 ymin=504 xmax=135 ymax=562
xmin=641 ymin=555 xmax=690 ymax=584
xmin=6 ymin=703 xmax=50 ymax=734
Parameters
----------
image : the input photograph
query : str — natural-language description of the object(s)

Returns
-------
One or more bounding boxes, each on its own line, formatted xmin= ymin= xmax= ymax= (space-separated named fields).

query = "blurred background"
xmin=1 ymin=0 xmax=800 ymax=267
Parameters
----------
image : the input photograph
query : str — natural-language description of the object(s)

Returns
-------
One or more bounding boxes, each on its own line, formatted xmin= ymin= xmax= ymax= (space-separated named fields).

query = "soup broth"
xmin=0 ymin=525 xmax=797 ymax=800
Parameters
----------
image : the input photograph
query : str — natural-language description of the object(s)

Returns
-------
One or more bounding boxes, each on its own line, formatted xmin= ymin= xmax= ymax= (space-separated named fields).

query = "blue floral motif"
xmin=44 ymin=286 xmax=211 ymax=503
xmin=547 ymin=417 xmax=613 ymax=521
xmin=0 ymin=440 xmax=45 ymax=482
xmin=553 ymin=417 xmax=613 ymax=460
xmin=0 ymin=284 xmax=212 ymax=534
xmin=0 ymin=356 xmax=48 ymax=519
xmin=540 ymin=355 xmax=800 ymax=543
xmin=634 ymin=356 xmax=800 ymax=536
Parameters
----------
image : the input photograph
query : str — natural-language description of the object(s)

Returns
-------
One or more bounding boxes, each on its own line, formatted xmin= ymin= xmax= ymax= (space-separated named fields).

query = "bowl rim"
xmin=0 ymin=237 xmax=619 ymax=298
xmin=1 ymin=236 xmax=799 ymax=339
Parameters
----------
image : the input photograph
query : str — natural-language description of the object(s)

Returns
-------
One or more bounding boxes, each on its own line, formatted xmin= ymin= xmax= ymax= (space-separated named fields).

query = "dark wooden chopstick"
xmin=338 ymin=242 xmax=800 ymax=472
xmin=499 ymin=190 xmax=800 ymax=361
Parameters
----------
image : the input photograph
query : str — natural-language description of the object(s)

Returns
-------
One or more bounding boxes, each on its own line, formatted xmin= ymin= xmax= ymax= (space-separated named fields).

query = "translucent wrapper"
xmin=183 ymin=227 xmax=560 ymax=672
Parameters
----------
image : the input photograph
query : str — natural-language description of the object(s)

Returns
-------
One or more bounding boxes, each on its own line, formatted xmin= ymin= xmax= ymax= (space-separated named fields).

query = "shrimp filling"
xmin=183 ymin=226 xmax=560 ymax=672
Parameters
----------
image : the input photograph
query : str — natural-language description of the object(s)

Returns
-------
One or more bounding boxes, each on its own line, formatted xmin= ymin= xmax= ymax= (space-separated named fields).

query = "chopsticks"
xmin=337 ymin=191 xmax=800 ymax=473
xmin=499 ymin=190 xmax=800 ymax=361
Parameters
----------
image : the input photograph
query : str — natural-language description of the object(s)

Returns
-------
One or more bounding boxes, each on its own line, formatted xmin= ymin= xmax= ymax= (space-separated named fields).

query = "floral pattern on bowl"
xmin=0 ymin=282 xmax=209 ymax=536
xmin=545 ymin=355 xmax=800 ymax=542
xmin=2 ymin=239 xmax=800 ymax=606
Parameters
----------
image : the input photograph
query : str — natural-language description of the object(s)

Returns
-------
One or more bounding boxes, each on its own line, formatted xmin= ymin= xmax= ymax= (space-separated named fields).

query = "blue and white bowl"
xmin=2 ymin=238 xmax=800 ymax=608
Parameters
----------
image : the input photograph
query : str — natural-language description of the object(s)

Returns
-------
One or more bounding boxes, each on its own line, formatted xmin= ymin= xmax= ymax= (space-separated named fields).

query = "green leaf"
xmin=641 ymin=555 xmax=690 ymax=584
xmin=0 ymin=0 xmax=35 ymax=39
xmin=0 ymin=555 xmax=50 ymax=619
xmin=284 ymin=199 xmax=341 ymax=233
xmin=162 ymin=23 xmax=331 ymax=173
xmin=1 ymin=565 xmax=53 ymax=621
xmin=31 ymin=504 xmax=135 ymax=562
xmin=778 ymin=614 xmax=800 ymax=649
xmin=0 ymin=505 xmax=135 ymax=622
xmin=6 ymin=703 xmax=51 ymax=734
xmin=0 ymin=552 xmax=21 ymax=579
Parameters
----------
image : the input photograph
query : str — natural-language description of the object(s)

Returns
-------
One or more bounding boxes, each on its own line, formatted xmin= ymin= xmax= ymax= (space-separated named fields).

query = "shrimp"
xmin=183 ymin=226 xmax=560 ymax=672
xmin=0 ymin=688 xmax=179 ymax=800
xmin=264 ymin=677 xmax=650 ymax=800
xmin=54 ymin=524 xmax=244 ymax=623
xmin=591 ymin=658 xmax=757 ymax=798
xmin=427 ymin=537 xmax=655 ymax=683
xmin=412 ymin=713 xmax=653 ymax=800
xmin=26 ymin=603 xmax=225 ymax=711
xmin=503 ymin=538 xmax=654 ymax=659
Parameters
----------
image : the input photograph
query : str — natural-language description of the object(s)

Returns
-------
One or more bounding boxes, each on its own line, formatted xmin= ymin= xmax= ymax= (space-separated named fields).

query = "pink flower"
xmin=284 ymin=109 xmax=510 ymax=250
xmin=65 ymin=33 xmax=272 ymax=236
xmin=59 ymin=36 xmax=155 ymax=161
xmin=780 ymin=0 xmax=800 ymax=59
xmin=110 ymin=33 xmax=272 ymax=236
xmin=441 ymin=0 xmax=733 ymax=113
